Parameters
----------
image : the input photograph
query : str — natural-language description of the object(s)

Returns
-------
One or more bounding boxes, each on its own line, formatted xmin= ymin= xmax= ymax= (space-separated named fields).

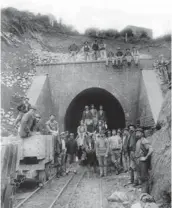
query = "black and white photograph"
xmin=0 ymin=0 xmax=171 ymax=208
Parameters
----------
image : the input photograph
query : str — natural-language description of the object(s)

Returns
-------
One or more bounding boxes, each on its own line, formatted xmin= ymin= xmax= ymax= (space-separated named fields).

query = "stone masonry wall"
xmin=138 ymin=73 xmax=155 ymax=127
xmin=36 ymin=61 xmax=142 ymax=130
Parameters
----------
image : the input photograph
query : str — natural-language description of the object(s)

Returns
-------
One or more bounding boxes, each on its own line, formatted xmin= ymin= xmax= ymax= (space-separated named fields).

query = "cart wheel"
xmin=45 ymin=164 xmax=52 ymax=180
xmin=38 ymin=170 xmax=46 ymax=184
xmin=4 ymin=184 xmax=13 ymax=208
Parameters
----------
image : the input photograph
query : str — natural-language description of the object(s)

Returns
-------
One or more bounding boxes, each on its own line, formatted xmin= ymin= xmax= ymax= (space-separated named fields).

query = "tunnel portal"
xmin=64 ymin=87 xmax=125 ymax=134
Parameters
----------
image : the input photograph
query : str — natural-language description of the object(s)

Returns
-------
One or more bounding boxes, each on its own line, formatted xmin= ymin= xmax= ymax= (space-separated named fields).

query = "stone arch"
xmin=64 ymin=87 xmax=125 ymax=133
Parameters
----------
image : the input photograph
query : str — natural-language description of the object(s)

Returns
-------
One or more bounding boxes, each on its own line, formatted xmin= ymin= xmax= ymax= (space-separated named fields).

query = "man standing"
xmin=97 ymin=105 xmax=106 ymax=122
xmin=132 ymin=47 xmax=140 ymax=66
xmin=68 ymin=43 xmax=79 ymax=62
xmin=82 ymin=105 xmax=92 ymax=124
xmin=90 ymin=104 xmax=98 ymax=120
xmin=59 ymin=132 xmax=67 ymax=175
xmin=99 ymin=39 xmax=107 ymax=59
xmin=96 ymin=130 xmax=109 ymax=177
xmin=122 ymin=128 xmax=130 ymax=172
xmin=66 ymin=133 xmax=78 ymax=174
xmin=128 ymin=124 xmax=137 ymax=184
xmin=115 ymin=47 xmax=124 ymax=67
xmin=135 ymin=128 xmax=153 ymax=193
xmin=15 ymin=97 xmax=31 ymax=127
xmin=108 ymin=129 xmax=122 ymax=175
xmin=83 ymin=41 xmax=91 ymax=61
xmin=92 ymin=39 xmax=99 ymax=60
xmin=19 ymin=106 xmax=36 ymax=138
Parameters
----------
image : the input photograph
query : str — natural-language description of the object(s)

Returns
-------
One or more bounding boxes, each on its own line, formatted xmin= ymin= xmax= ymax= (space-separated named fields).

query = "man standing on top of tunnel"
xmin=134 ymin=127 xmax=153 ymax=193
xmin=92 ymin=39 xmax=99 ymax=60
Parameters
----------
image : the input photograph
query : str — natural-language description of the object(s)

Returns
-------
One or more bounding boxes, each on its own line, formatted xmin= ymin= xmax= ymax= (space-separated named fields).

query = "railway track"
xmin=13 ymin=169 xmax=86 ymax=208
xmin=48 ymin=170 xmax=86 ymax=208
xmin=13 ymin=169 xmax=105 ymax=208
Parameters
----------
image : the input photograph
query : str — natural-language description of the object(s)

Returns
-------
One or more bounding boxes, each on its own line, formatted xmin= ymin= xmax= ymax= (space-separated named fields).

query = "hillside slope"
xmin=1 ymin=8 xmax=171 ymax=136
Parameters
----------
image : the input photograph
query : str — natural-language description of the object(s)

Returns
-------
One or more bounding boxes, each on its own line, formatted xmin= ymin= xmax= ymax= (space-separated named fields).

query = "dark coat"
xmin=128 ymin=132 xmax=137 ymax=151
xmin=97 ymin=110 xmax=106 ymax=121
xmin=66 ymin=139 xmax=78 ymax=155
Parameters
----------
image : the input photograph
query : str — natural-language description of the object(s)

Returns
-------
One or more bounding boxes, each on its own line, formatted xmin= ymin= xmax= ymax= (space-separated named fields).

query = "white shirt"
xmin=61 ymin=139 xmax=66 ymax=151
xmin=109 ymin=135 xmax=122 ymax=150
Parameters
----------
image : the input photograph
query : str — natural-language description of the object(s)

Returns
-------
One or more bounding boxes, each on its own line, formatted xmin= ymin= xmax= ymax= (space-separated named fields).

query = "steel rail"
xmin=48 ymin=171 xmax=85 ymax=208
xmin=14 ymin=174 xmax=56 ymax=208
xmin=65 ymin=171 xmax=86 ymax=208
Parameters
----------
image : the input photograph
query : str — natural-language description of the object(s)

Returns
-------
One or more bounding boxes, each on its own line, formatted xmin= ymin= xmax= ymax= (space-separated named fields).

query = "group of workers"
xmin=68 ymin=39 xmax=140 ymax=67
xmin=15 ymin=98 xmax=153 ymax=194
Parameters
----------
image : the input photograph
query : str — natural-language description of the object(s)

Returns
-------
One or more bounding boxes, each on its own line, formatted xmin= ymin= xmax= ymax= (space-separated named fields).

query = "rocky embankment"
xmin=149 ymin=90 xmax=171 ymax=207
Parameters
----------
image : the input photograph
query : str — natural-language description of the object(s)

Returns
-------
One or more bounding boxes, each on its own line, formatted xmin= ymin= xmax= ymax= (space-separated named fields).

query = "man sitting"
xmin=115 ymin=47 xmax=124 ymax=67
xmin=46 ymin=114 xmax=59 ymax=137
xmin=15 ymin=97 xmax=31 ymax=127
xmin=106 ymin=51 xmax=115 ymax=66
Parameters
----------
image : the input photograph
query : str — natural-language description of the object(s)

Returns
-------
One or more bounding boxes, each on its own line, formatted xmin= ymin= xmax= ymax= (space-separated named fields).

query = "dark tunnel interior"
xmin=64 ymin=88 xmax=125 ymax=134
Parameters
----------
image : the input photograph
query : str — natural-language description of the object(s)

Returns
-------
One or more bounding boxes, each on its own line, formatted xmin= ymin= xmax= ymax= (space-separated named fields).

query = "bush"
xmin=1 ymin=7 xmax=79 ymax=36
xmin=120 ymin=28 xmax=134 ymax=38
xmin=85 ymin=27 xmax=99 ymax=37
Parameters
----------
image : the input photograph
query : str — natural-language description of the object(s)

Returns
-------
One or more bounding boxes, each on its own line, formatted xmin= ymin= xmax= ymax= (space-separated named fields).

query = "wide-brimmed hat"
xmin=123 ymin=127 xmax=129 ymax=131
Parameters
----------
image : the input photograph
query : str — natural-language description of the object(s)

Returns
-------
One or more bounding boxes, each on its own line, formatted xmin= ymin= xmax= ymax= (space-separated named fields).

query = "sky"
xmin=1 ymin=0 xmax=172 ymax=38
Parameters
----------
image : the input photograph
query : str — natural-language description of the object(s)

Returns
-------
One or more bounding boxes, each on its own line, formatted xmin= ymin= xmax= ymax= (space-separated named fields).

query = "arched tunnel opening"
xmin=64 ymin=88 xmax=125 ymax=134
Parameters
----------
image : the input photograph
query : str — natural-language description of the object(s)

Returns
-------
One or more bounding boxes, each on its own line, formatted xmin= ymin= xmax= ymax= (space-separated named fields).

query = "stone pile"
xmin=1 ymin=69 xmax=36 ymax=92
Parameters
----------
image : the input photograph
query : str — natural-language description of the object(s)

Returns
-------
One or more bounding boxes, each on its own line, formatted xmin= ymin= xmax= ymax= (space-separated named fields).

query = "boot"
xmin=100 ymin=167 xmax=104 ymax=177
xmin=141 ymin=181 xmax=149 ymax=194
xmin=130 ymin=169 xmax=134 ymax=183
xmin=104 ymin=166 xmax=107 ymax=177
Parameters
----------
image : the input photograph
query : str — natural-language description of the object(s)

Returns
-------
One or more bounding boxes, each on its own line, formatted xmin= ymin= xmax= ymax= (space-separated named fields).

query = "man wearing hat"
xmin=82 ymin=41 xmax=91 ymax=61
xmin=115 ymin=47 xmax=124 ymax=67
xmin=59 ymin=132 xmax=67 ymax=175
xmin=124 ymin=48 xmax=133 ymax=67
xmin=108 ymin=129 xmax=122 ymax=175
xmin=135 ymin=127 xmax=153 ymax=193
xmin=15 ymin=97 xmax=31 ymax=127
xmin=30 ymin=113 xmax=42 ymax=133
xmin=128 ymin=124 xmax=137 ymax=184
xmin=122 ymin=128 xmax=130 ymax=172
xmin=82 ymin=105 xmax=92 ymax=124
xmin=19 ymin=106 xmax=36 ymax=138
xmin=96 ymin=130 xmax=109 ymax=177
